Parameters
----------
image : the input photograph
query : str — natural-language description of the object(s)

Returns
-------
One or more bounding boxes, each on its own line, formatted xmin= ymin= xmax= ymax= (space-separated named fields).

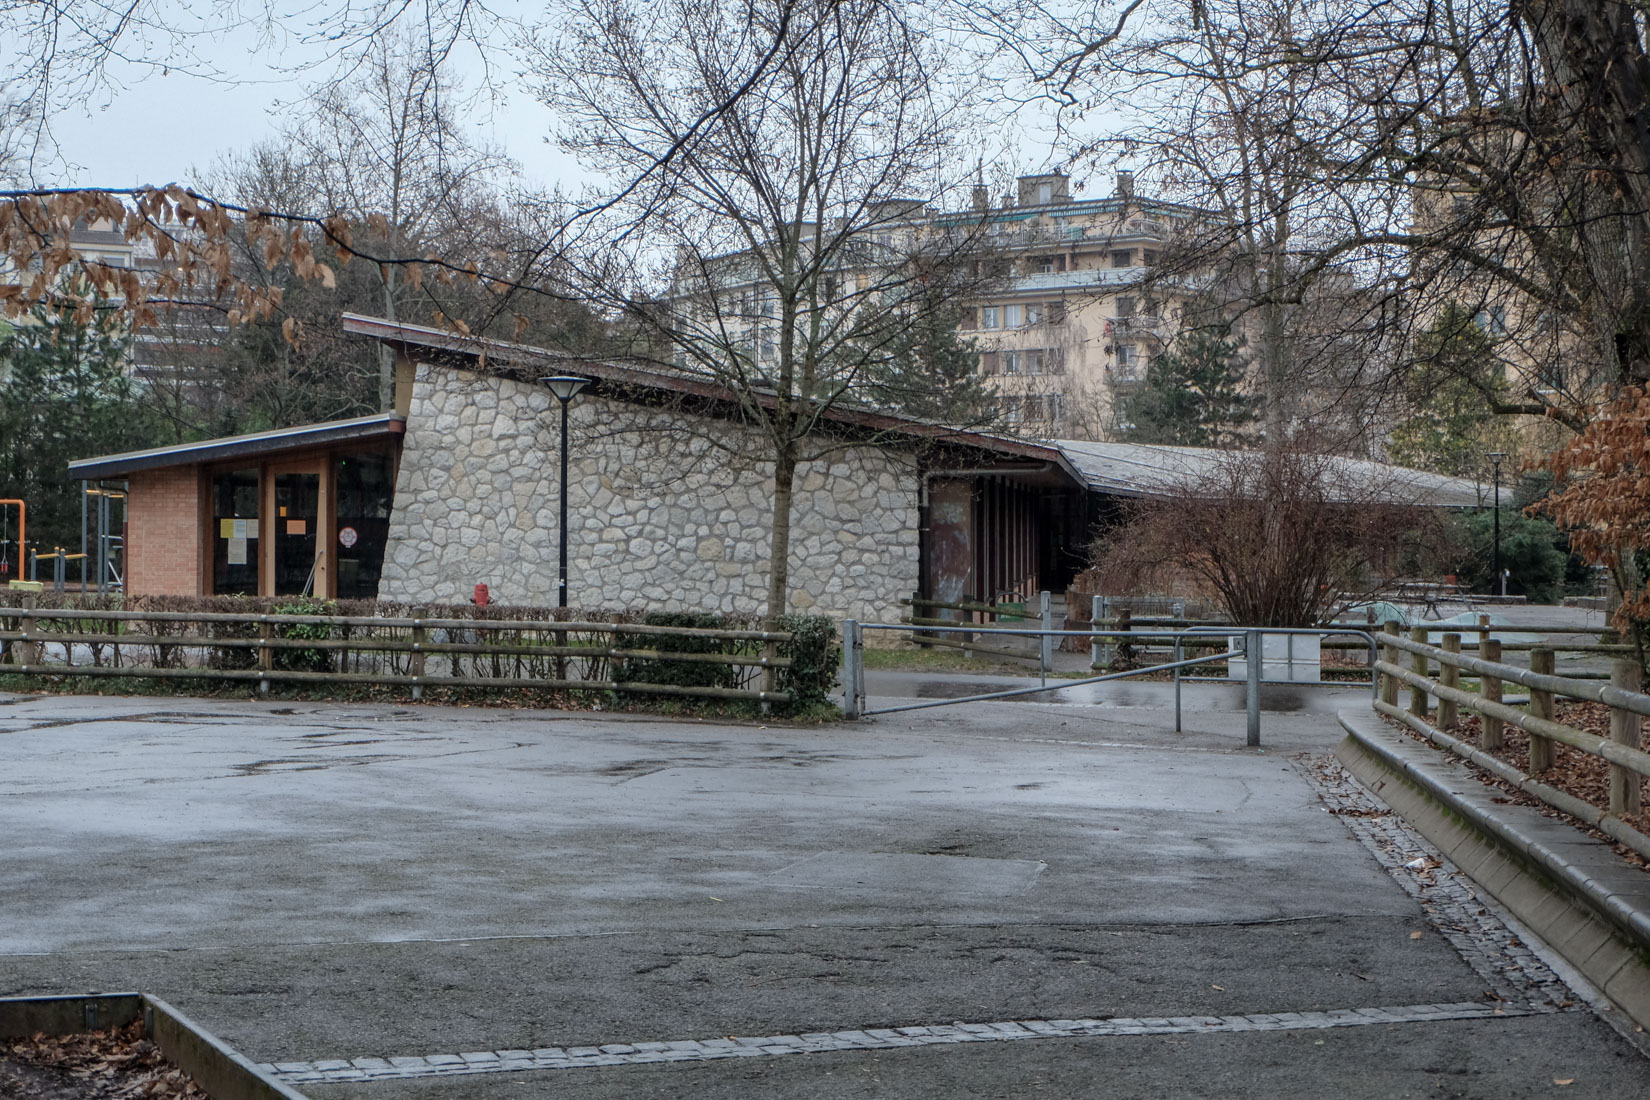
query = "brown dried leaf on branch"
xmin=1535 ymin=387 xmax=1650 ymax=646
xmin=0 ymin=186 xmax=458 ymax=345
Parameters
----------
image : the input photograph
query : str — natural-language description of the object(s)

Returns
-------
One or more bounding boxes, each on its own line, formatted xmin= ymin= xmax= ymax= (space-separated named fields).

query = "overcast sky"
xmin=39 ymin=26 xmax=582 ymax=198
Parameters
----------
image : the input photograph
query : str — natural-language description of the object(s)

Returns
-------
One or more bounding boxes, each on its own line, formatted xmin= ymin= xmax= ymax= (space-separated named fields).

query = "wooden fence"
xmin=1374 ymin=621 xmax=1650 ymax=860
xmin=0 ymin=604 xmax=793 ymax=705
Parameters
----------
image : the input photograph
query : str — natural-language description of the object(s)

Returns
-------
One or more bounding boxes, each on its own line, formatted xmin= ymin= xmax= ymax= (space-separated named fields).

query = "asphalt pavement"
xmin=1 ymin=674 xmax=1646 ymax=1097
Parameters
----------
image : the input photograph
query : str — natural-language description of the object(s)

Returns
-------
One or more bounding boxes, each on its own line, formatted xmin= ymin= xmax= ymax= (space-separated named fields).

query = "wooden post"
xmin=1610 ymin=659 xmax=1643 ymax=816
xmin=410 ymin=607 xmax=426 ymax=701
xmin=1380 ymin=620 xmax=1399 ymax=707
xmin=1528 ymin=648 xmax=1555 ymax=775
xmin=17 ymin=593 xmax=40 ymax=666
xmin=759 ymin=621 xmax=779 ymax=717
xmin=1117 ymin=607 xmax=1133 ymax=668
xmin=1438 ymin=633 xmax=1460 ymax=729
xmin=1409 ymin=625 xmax=1429 ymax=718
xmin=1090 ymin=594 xmax=1104 ymax=670
xmin=911 ymin=589 xmax=928 ymax=649
xmin=1480 ymin=637 xmax=1503 ymax=751
xmin=258 ymin=618 xmax=273 ymax=695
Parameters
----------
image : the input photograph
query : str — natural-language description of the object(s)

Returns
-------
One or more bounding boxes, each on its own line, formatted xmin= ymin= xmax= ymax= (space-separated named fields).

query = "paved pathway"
xmin=1 ymin=686 xmax=1646 ymax=1097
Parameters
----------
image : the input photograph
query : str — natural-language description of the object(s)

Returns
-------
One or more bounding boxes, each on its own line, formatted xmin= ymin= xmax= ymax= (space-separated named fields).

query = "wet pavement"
xmin=0 ymin=683 xmax=1646 ymax=1097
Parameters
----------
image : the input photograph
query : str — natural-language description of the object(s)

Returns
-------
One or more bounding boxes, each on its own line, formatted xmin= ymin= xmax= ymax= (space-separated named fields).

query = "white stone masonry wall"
xmin=378 ymin=363 xmax=919 ymax=622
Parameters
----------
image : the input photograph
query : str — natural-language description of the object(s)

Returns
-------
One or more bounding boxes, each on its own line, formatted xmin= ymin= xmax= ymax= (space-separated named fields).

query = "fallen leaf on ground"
xmin=1409 ymin=931 xmax=1424 ymax=940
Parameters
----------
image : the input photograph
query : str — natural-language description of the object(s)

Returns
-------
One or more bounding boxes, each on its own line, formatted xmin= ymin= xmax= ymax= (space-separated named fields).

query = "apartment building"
xmin=666 ymin=171 xmax=1208 ymax=442
xmin=949 ymin=171 xmax=1205 ymax=439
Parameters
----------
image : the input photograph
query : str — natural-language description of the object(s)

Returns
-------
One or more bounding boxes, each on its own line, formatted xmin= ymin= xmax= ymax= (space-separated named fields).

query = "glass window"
xmin=981 ymin=306 xmax=1001 ymax=329
xmin=1115 ymin=344 xmax=1138 ymax=377
xmin=211 ymin=468 xmax=260 ymax=595
xmin=1025 ymin=303 xmax=1043 ymax=325
xmin=1116 ymin=296 xmax=1137 ymax=318
xmin=334 ymin=451 xmax=395 ymax=600
xmin=1004 ymin=304 xmax=1023 ymax=327
xmin=1112 ymin=249 xmax=1134 ymax=268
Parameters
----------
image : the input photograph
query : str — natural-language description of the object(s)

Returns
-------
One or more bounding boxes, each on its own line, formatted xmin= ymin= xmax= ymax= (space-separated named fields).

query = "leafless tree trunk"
xmin=534 ymin=0 xmax=992 ymax=618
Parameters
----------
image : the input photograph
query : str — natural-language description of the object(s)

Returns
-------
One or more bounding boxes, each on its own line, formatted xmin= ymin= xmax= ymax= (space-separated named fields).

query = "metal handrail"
xmin=844 ymin=621 xmax=1379 ymax=747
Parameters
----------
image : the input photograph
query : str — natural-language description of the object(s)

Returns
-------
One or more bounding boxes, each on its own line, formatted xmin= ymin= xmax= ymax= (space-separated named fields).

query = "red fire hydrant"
xmin=473 ymin=583 xmax=489 ymax=607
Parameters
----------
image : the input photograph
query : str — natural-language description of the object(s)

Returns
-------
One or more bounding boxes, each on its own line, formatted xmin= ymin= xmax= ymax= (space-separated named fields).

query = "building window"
xmin=334 ymin=451 xmax=395 ymax=600
xmin=1111 ymin=249 xmax=1134 ymax=268
xmin=1037 ymin=181 xmax=1053 ymax=204
xmin=1474 ymin=306 xmax=1507 ymax=337
xmin=211 ymin=468 xmax=260 ymax=596
xmin=1046 ymin=300 xmax=1067 ymax=324
xmin=1142 ymin=249 xmax=1158 ymax=266
xmin=981 ymin=306 xmax=1001 ymax=329
xmin=1004 ymin=304 xmax=1023 ymax=327
xmin=1115 ymin=344 xmax=1139 ymax=378
xmin=1116 ymin=296 xmax=1137 ymax=318
xmin=981 ymin=351 xmax=1000 ymax=374
xmin=1025 ymin=303 xmax=1043 ymax=325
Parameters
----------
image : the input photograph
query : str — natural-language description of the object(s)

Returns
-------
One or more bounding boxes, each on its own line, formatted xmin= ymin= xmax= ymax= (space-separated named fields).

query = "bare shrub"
xmin=1093 ymin=444 xmax=1444 ymax=628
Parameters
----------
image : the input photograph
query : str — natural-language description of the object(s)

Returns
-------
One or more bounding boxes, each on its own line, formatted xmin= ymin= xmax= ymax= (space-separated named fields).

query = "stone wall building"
xmin=72 ymin=317 xmax=1491 ymax=619
xmin=72 ymin=317 xmax=1090 ymax=621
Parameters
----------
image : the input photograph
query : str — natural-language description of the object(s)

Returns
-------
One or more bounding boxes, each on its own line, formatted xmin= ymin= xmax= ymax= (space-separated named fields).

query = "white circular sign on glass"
xmin=338 ymin=526 xmax=359 ymax=549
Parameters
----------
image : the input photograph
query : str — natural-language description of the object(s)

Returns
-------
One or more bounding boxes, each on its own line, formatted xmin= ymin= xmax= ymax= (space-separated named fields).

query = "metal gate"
xmin=840 ymin=621 xmax=1377 ymax=747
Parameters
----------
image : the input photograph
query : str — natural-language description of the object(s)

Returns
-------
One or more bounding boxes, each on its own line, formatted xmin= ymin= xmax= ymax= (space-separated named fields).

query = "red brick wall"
xmin=126 ymin=467 xmax=204 ymax=596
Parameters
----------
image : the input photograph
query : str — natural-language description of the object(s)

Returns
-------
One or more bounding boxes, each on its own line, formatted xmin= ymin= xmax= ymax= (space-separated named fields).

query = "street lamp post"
xmin=541 ymin=375 xmax=591 ymax=608
xmin=1487 ymin=451 xmax=1507 ymax=598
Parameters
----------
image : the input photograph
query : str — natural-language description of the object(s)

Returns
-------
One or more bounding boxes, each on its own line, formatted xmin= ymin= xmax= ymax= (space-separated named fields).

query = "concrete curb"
xmin=1335 ymin=709 xmax=1650 ymax=1029
xmin=0 ymin=993 xmax=310 ymax=1100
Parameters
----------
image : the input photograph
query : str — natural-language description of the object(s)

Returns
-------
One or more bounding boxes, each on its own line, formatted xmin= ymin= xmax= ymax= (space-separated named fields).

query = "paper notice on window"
xmin=231 ymin=518 xmax=249 ymax=539
xmin=220 ymin=518 xmax=235 ymax=539
xmin=227 ymin=537 xmax=247 ymax=566
xmin=287 ymin=519 xmax=307 ymax=536
xmin=245 ymin=518 xmax=259 ymax=540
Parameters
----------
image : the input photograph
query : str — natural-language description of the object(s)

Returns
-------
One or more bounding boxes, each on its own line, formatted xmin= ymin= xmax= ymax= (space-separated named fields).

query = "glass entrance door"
xmin=273 ymin=471 xmax=321 ymax=595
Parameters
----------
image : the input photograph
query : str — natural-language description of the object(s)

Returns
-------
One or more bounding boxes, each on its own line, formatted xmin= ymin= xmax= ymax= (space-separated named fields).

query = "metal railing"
xmin=843 ymin=620 xmax=1377 ymax=747
xmin=1374 ymin=621 xmax=1650 ymax=861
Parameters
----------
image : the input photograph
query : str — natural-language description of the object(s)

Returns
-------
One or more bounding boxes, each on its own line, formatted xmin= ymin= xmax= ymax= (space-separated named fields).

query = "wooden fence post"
xmin=1438 ymin=633 xmax=1460 ymax=729
xmin=1090 ymin=594 xmax=1104 ymax=670
xmin=1611 ymin=659 xmax=1643 ymax=816
xmin=1117 ymin=607 xmax=1133 ymax=668
xmin=1480 ymin=637 xmax=1503 ymax=751
xmin=1380 ymin=620 xmax=1399 ymax=707
xmin=1528 ymin=648 xmax=1555 ymax=775
xmin=1409 ymin=625 xmax=1430 ymax=719
xmin=258 ymin=618 xmax=273 ymax=695
xmin=410 ymin=607 xmax=426 ymax=701
xmin=760 ymin=620 xmax=779 ymax=716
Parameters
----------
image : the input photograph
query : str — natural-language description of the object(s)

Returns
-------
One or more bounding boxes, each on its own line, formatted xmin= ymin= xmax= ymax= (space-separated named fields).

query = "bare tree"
xmin=279 ymin=30 xmax=514 ymax=408
xmin=532 ymin=0 xmax=991 ymax=618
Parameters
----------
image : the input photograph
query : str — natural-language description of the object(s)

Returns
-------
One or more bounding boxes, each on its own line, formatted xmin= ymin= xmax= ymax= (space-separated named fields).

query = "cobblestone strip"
xmin=1300 ymin=754 xmax=1575 ymax=1010
xmin=260 ymin=1001 xmax=1533 ymax=1085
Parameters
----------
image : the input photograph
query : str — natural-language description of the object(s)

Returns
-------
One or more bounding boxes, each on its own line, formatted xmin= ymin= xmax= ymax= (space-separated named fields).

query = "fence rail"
xmin=1373 ymin=622 xmax=1650 ymax=861
xmin=0 ymin=604 xmax=794 ymax=705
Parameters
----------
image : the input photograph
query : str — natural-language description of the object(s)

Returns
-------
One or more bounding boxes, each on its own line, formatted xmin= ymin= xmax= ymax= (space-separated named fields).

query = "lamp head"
xmin=540 ymin=375 xmax=591 ymax=403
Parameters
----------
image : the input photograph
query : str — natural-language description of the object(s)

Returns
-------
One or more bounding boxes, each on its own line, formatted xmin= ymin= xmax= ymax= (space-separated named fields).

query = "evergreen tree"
xmin=0 ymin=308 xmax=159 ymax=561
xmin=862 ymin=292 xmax=996 ymax=425
xmin=1119 ymin=326 xmax=1255 ymax=446
xmin=1386 ymin=303 xmax=1516 ymax=477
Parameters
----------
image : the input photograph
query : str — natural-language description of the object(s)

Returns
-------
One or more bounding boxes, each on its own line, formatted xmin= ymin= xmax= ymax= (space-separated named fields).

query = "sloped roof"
xmin=69 ymin=414 xmax=403 ymax=479
xmin=1054 ymin=439 xmax=1498 ymax=509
